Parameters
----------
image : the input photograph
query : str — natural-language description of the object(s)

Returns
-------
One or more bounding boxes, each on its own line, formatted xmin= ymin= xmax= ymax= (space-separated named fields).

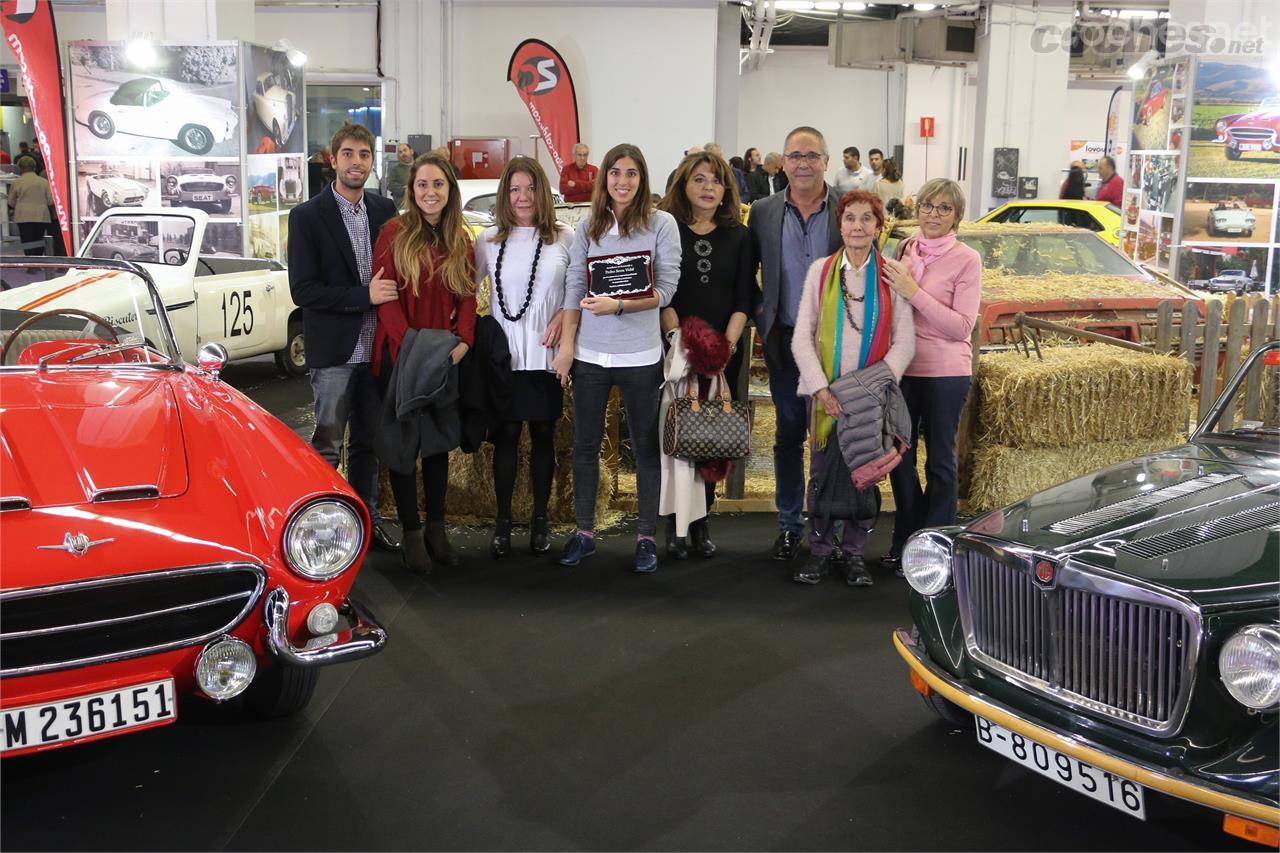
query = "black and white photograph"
xmin=203 ymin=221 xmax=246 ymax=257
xmin=277 ymin=154 xmax=305 ymax=208
xmin=245 ymin=45 xmax=304 ymax=154
xmin=159 ymin=159 xmax=242 ymax=217
xmin=69 ymin=42 xmax=241 ymax=159
xmin=76 ymin=159 xmax=158 ymax=215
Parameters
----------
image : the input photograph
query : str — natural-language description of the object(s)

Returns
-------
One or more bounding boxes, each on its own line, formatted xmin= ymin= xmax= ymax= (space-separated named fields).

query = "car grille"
xmin=0 ymin=564 xmax=264 ymax=677
xmin=1227 ymin=128 xmax=1276 ymax=143
xmin=956 ymin=542 xmax=1198 ymax=735
xmin=181 ymin=181 xmax=224 ymax=193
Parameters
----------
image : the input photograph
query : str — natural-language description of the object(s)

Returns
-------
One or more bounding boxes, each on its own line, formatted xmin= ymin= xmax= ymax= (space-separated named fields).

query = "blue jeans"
xmin=889 ymin=375 xmax=972 ymax=553
xmin=309 ymin=362 xmax=382 ymax=522
xmin=764 ymin=325 xmax=807 ymax=535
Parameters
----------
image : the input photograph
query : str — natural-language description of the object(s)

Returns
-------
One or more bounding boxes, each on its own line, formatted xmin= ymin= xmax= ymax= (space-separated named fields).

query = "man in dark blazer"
xmin=746 ymin=151 xmax=789 ymax=202
xmin=289 ymin=122 xmax=401 ymax=551
xmin=747 ymin=127 xmax=842 ymax=573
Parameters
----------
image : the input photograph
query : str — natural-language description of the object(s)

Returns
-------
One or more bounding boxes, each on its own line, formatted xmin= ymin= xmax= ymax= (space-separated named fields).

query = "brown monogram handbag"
xmin=662 ymin=374 xmax=751 ymax=462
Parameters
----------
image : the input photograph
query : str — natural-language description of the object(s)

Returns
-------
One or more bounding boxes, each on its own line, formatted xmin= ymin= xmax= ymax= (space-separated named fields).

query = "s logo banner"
xmin=506 ymin=39 xmax=580 ymax=174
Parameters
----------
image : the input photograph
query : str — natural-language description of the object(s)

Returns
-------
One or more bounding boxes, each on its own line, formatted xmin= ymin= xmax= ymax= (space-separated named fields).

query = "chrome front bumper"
xmin=892 ymin=628 xmax=1280 ymax=827
xmin=263 ymin=586 xmax=388 ymax=668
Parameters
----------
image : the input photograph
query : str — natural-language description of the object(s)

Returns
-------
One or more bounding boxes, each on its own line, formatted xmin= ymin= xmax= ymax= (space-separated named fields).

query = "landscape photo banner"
xmin=2 ymin=0 xmax=72 ymax=250
xmin=505 ymin=39 xmax=580 ymax=175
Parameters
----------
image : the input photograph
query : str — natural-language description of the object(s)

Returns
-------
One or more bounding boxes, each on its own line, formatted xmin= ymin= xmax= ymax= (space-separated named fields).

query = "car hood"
xmin=169 ymin=90 xmax=234 ymax=118
xmin=1232 ymin=110 xmax=1280 ymax=128
xmin=1210 ymin=210 xmax=1255 ymax=223
xmin=0 ymin=372 xmax=189 ymax=509
xmin=964 ymin=441 xmax=1280 ymax=606
xmin=0 ymin=268 xmax=130 ymax=312
xmin=91 ymin=176 xmax=143 ymax=193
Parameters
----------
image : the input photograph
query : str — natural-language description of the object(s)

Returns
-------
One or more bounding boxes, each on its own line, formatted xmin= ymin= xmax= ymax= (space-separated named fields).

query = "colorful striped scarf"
xmin=813 ymin=247 xmax=893 ymax=449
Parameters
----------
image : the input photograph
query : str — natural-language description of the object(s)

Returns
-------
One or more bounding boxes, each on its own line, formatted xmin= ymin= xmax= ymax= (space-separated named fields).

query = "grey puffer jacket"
xmin=828 ymin=359 xmax=911 ymax=479
xmin=375 ymin=327 xmax=461 ymax=474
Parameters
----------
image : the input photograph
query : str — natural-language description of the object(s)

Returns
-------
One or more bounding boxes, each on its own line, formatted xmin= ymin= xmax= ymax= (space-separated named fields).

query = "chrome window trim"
xmin=954 ymin=534 xmax=1202 ymax=737
xmin=0 ymin=497 xmax=31 ymax=512
xmin=0 ymin=562 xmax=265 ymax=678
xmin=90 ymin=484 xmax=162 ymax=503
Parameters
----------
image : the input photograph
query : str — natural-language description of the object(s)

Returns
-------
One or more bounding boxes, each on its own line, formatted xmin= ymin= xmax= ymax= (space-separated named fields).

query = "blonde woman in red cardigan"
xmin=372 ymin=152 xmax=477 ymax=575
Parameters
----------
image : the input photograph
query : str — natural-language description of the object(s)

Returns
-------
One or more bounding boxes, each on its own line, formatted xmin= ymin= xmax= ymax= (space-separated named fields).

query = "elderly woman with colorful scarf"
xmin=791 ymin=189 xmax=915 ymax=587
xmin=881 ymin=178 xmax=982 ymax=575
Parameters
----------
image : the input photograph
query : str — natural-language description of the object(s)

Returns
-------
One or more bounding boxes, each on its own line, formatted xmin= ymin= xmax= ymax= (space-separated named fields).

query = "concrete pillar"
xmin=104 ymin=0 xmax=253 ymax=42
xmin=382 ymin=0 xmax=444 ymax=150
xmin=713 ymin=2 xmax=740 ymax=156
xmin=970 ymin=2 xmax=1073 ymax=216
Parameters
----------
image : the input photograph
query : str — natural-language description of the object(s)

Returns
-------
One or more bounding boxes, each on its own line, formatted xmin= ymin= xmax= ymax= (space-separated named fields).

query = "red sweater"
xmin=1094 ymin=174 xmax=1123 ymax=206
xmin=372 ymin=219 xmax=477 ymax=375
xmin=559 ymin=162 xmax=597 ymax=202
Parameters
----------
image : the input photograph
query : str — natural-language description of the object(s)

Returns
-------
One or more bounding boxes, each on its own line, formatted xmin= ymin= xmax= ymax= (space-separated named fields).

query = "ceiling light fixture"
xmin=125 ymin=38 xmax=158 ymax=68
xmin=273 ymin=38 xmax=308 ymax=68
xmin=1127 ymin=48 xmax=1158 ymax=80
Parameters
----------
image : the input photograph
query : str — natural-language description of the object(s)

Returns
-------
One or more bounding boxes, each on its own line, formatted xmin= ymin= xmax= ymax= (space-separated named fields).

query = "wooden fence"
xmin=1153 ymin=295 xmax=1280 ymax=428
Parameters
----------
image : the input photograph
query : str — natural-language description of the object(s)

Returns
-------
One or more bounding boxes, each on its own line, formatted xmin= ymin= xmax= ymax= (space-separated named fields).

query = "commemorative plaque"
xmin=586 ymin=251 xmax=654 ymax=300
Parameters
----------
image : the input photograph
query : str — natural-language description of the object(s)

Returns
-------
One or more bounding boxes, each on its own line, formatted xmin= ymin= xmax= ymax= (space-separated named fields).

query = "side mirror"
xmin=197 ymin=342 xmax=228 ymax=380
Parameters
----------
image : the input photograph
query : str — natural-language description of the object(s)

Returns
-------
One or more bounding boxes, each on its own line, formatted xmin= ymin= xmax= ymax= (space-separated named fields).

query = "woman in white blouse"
xmin=474 ymin=157 xmax=573 ymax=558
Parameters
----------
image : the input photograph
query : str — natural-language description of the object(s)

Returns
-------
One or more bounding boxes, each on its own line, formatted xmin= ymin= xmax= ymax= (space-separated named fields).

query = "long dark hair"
xmin=1061 ymin=166 xmax=1086 ymax=200
xmin=659 ymin=151 xmax=742 ymax=229
xmin=391 ymin=153 xmax=474 ymax=297
xmin=587 ymin=143 xmax=654 ymax=243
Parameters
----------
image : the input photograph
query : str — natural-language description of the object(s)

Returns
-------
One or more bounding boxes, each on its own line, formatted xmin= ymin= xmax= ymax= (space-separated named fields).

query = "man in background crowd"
xmin=559 ymin=143 xmax=597 ymax=202
xmin=746 ymin=151 xmax=788 ymax=200
xmin=1094 ymin=155 xmax=1123 ymax=206
xmin=385 ymin=143 xmax=414 ymax=205
xmin=833 ymin=146 xmax=874 ymax=194
xmin=868 ymin=148 xmax=885 ymax=183
xmin=8 ymin=159 xmax=55 ymax=255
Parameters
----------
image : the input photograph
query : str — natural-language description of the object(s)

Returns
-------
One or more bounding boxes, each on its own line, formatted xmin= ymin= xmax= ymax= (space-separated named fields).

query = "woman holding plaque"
xmin=656 ymin=152 xmax=754 ymax=559
xmin=551 ymin=143 xmax=682 ymax=574
xmin=372 ymin=152 xmax=476 ymax=576
xmin=473 ymin=157 xmax=573 ymax=559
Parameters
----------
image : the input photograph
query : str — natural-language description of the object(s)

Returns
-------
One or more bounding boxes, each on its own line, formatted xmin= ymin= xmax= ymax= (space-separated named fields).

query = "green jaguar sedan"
xmin=894 ymin=340 xmax=1280 ymax=847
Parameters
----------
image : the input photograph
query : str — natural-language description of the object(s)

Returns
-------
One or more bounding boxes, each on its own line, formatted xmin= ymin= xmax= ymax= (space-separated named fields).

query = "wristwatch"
xmin=614 ymin=299 xmax=625 ymax=316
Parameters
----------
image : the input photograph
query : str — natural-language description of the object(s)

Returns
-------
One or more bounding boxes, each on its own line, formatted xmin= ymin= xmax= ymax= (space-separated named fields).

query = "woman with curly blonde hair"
xmin=373 ymin=151 xmax=476 ymax=574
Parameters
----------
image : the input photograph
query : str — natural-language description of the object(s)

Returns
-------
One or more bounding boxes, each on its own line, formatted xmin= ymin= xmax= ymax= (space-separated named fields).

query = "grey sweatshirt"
xmin=563 ymin=209 xmax=682 ymax=355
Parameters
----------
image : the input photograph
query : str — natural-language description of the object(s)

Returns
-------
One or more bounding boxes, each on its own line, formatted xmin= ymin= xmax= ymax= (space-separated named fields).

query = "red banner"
xmin=2 ymin=0 xmax=71 ymax=252
xmin=505 ymin=39 xmax=580 ymax=176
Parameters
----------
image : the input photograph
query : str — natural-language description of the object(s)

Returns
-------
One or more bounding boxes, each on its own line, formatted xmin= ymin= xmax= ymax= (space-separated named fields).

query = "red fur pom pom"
xmin=698 ymin=460 xmax=731 ymax=483
xmin=680 ymin=315 xmax=730 ymax=376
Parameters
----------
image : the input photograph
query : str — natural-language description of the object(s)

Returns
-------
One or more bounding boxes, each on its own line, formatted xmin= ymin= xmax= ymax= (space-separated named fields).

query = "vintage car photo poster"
xmin=1123 ymin=59 xmax=1187 ymax=274
xmin=77 ymin=160 xmax=158 ymax=215
xmin=1189 ymin=60 xmax=1280 ymax=180
xmin=277 ymin=155 xmax=304 ymax=209
xmin=159 ymin=160 xmax=241 ymax=218
xmin=247 ymin=155 xmax=279 ymax=214
xmin=1132 ymin=65 xmax=1174 ymax=152
xmin=244 ymin=45 xmax=304 ymax=155
xmin=1181 ymin=180 xmax=1276 ymax=244
xmin=278 ymin=211 xmax=290 ymax=260
xmin=249 ymin=213 xmax=280 ymax=262
xmin=69 ymin=42 xmax=241 ymax=159
xmin=1178 ymin=244 xmax=1272 ymax=294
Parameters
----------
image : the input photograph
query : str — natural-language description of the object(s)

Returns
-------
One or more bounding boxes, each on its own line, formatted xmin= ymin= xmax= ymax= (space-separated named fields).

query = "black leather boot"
xmin=689 ymin=518 xmax=716 ymax=558
xmin=530 ymin=516 xmax=550 ymax=555
xmin=401 ymin=532 xmax=433 ymax=575
xmin=424 ymin=521 xmax=459 ymax=567
xmin=665 ymin=515 xmax=689 ymax=560
xmin=490 ymin=518 xmax=512 ymax=559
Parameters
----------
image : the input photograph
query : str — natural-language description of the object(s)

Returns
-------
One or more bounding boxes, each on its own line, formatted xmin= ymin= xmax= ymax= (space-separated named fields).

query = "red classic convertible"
xmin=0 ymin=257 xmax=387 ymax=757
xmin=1136 ymin=79 xmax=1167 ymax=126
xmin=1214 ymin=97 xmax=1280 ymax=161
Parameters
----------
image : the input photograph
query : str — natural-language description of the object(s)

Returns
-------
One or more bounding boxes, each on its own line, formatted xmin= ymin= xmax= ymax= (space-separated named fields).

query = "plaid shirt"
xmin=333 ymin=184 xmax=375 ymax=364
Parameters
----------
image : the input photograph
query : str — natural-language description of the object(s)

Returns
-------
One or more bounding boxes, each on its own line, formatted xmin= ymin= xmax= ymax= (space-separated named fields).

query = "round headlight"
xmin=195 ymin=637 xmax=257 ymax=701
xmin=284 ymin=499 xmax=364 ymax=580
xmin=902 ymin=532 xmax=952 ymax=596
xmin=1219 ymin=625 xmax=1280 ymax=710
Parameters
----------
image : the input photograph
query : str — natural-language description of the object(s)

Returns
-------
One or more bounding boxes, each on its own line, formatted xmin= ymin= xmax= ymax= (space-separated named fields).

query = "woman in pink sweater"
xmin=791 ymin=190 xmax=915 ymax=587
xmin=881 ymin=178 xmax=983 ymax=573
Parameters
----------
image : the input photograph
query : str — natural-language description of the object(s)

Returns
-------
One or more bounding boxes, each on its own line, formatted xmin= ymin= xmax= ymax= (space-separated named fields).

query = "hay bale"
xmin=976 ymin=347 xmax=1191 ymax=448
xmin=965 ymin=432 xmax=1186 ymax=513
xmin=981 ymin=270 xmax=1175 ymax=302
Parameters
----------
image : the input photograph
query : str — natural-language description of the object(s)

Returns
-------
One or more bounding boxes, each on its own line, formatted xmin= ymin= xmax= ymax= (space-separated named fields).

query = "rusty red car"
xmin=1215 ymin=97 xmax=1280 ymax=161
xmin=0 ymin=257 xmax=387 ymax=757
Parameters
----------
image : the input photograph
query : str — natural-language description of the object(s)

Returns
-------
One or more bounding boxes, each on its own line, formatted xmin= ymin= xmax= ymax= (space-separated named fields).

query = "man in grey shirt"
xmin=747 ymin=126 xmax=842 ymax=566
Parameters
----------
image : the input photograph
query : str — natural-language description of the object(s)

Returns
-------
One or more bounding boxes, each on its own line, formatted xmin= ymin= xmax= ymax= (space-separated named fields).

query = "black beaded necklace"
xmin=493 ymin=231 xmax=543 ymax=323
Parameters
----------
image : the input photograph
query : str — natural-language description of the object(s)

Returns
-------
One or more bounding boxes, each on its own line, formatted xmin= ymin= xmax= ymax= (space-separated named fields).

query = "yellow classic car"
xmin=977 ymin=199 xmax=1122 ymax=246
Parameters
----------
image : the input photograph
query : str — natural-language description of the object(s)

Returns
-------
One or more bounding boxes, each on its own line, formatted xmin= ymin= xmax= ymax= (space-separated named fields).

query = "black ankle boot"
xmin=689 ymin=518 xmax=716 ymax=558
xmin=490 ymin=519 xmax=512 ymax=559
xmin=424 ymin=521 xmax=459 ymax=566
xmin=401 ymin=533 xmax=433 ymax=575
xmin=530 ymin=516 xmax=550 ymax=555
xmin=665 ymin=516 xmax=689 ymax=560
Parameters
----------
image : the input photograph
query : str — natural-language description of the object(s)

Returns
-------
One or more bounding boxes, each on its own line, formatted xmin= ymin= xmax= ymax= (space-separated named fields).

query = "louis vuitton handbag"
xmin=662 ymin=374 xmax=751 ymax=462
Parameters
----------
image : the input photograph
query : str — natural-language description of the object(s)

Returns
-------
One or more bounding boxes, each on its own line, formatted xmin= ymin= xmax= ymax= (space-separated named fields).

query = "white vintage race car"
xmin=85 ymin=171 xmax=149 ymax=213
xmin=1207 ymin=206 xmax=1256 ymax=238
xmin=164 ymin=170 xmax=237 ymax=214
xmin=252 ymin=72 xmax=299 ymax=147
xmin=76 ymin=77 xmax=237 ymax=156
xmin=0 ymin=209 xmax=305 ymax=375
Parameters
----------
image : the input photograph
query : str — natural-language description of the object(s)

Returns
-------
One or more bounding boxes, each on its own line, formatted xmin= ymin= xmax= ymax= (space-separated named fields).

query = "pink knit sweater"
xmin=791 ymin=253 xmax=915 ymax=398
xmin=899 ymin=240 xmax=983 ymax=377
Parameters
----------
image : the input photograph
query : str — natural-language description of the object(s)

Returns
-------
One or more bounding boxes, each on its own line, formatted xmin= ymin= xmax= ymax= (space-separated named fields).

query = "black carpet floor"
xmin=1 ymin=515 xmax=1249 ymax=852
